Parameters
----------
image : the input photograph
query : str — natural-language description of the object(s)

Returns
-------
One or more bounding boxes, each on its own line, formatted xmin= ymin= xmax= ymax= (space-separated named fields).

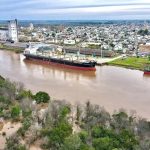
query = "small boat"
xmin=144 ymin=65 xmax=150 ymax=75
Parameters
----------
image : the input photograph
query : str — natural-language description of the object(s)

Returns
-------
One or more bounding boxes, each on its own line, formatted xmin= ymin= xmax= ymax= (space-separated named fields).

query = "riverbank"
xmin=96 ymin=55 xmax=123 ymax=65
xmin=108 ymin=56 xmax=150 ymax=70
xmin=1 ymin=75 xmax=150 ymax=150
xmin=0 ymin=43 xmax=24 ymax=53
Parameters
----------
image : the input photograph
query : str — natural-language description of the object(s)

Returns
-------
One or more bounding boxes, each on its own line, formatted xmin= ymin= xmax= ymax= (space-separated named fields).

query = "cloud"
xmin=0 ymin=0 xmax=150 ymax=20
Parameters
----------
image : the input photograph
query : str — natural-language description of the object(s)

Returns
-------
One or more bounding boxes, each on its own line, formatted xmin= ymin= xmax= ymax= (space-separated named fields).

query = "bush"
xmin=16 ymin=90 xmax=33 ymax=100
xmin=17 ymin=117 xmax=31 ymax=137
xmin=34 ymin=91 xmax=50 ymax=104
xmin=11 ymin=105 xmax=21 ymax=119
xmin=5 ymin=135 xmax=26 ymax=150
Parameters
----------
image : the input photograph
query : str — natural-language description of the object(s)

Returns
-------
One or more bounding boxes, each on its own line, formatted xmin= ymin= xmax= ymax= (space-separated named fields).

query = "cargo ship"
xmin=23 ymin=44 xmax=96 ymax=71
xmin=144 ymin=65 xmax=150 ymax=75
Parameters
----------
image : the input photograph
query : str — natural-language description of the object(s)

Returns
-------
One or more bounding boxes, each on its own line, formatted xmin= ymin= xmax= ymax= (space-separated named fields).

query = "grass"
xmin=108 ymin=57 xmax=150 ymax=70
xmin=0 ymin=44 xmax=24 ymax=53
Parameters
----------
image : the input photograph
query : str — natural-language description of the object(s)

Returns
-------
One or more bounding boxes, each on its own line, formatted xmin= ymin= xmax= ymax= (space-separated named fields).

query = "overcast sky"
xmin=1 ymin=0 xmax=150 ymax=20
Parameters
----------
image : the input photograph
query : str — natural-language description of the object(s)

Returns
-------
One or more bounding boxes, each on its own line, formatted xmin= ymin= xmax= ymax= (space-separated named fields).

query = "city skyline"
xmin=1 ymin=0 xmax=150 ymax=20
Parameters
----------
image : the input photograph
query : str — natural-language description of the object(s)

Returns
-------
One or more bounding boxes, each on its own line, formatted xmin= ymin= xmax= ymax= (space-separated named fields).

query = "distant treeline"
xmin=1 ymin=20 xmax=150 ymax=27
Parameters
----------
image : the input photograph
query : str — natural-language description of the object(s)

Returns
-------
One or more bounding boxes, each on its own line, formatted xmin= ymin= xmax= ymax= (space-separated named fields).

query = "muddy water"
xmin=0 ymin=50 xmax=150 ymax=119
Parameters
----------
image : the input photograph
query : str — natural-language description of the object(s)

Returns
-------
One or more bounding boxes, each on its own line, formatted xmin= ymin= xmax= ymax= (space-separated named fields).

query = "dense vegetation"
xmin=1 ymin=76 xmax=150 ymax=150
xmin=108 ymin=56 xmax=150 ymax=70
xmin=138 ymin=29 xmax=149 ymax=36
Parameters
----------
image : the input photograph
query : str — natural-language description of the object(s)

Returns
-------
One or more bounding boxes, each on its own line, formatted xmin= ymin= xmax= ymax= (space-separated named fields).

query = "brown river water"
xmin=0 ymin=50 xmax=150 ymax=119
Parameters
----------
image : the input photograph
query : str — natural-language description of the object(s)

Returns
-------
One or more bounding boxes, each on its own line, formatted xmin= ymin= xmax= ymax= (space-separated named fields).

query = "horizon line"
xmin=0 ymin=19 xmax=150 ymax=21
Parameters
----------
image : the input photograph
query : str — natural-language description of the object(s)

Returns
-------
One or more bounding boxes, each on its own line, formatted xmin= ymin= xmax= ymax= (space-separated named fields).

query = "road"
xmin=89 ymin=55 xmax=124 ymax=65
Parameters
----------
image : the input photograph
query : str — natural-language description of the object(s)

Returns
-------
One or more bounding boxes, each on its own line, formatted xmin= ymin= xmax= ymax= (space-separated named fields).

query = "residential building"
xmin=0 ymin=28 xmax=8 ymax=41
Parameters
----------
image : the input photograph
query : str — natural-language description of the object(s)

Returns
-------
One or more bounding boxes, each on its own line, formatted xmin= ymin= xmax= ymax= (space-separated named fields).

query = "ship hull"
xmin=24 ymin=54 xmax=96 ymax=71
xmin=144 ymin=71 xmax=150 ymax=75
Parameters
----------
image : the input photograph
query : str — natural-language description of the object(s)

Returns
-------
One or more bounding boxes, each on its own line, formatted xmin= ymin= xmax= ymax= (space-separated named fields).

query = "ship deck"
xmin=27 ymin=52 xmax=95 ymax=64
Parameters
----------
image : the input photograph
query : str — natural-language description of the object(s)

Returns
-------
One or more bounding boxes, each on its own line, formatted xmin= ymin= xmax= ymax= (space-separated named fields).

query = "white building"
xmin=64 ymin=39 xmax=76 ymax=45
xmin=0 ymin=28 xmax=8 ymax=41
xmin=29 ymin=23 xmax=34 ymax=31
xmin=114 ymin=44 xmax=123 ymax=51
xmin=8 ymin=19 xmax=18 ymax=42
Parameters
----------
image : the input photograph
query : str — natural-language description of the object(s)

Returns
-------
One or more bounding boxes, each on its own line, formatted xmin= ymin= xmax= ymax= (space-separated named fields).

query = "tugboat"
xmin=144 ymin=65 xmax=150 ymax=75
xmin=23 ymin=43 xmax=97 ymax=71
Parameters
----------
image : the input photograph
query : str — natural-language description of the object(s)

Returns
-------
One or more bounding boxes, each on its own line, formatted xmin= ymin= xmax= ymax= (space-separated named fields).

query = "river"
xmin=0 ymin=50 xmax=150 ymax=119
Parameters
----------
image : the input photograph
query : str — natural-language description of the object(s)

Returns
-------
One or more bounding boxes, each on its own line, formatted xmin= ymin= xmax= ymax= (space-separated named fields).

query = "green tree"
xmin=119 ymin=129 xmax=138 ymax=149
xmin=41 ymin=104 xmax=72 ymax=149
xmin=79 ymin=131 xmax=88 ymax=144
xmin=138 ymin=29 xmax=149 ymax=36
xmin=112 ymin=111 xmax=131 ymax=130
xmin=62 ymin=134 xmax=82 ymax=150
xmin=59 ymin=105 xmax=71 ymax=121
xmin=47 ymin=121 xmax=72 ymax=149
xmin=34 ymin=91 xmax=50 ymax=104
xmin=91 ymin=125 xmax=138 ymax=150
xmin=93 ymin=137 xmax=113 ymax=150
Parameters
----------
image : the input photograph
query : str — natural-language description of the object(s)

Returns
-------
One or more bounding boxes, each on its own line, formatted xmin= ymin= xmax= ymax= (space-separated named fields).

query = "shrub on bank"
xmin=11 ymin=105 xmax=21 ymax=120
xmin=16 ymin=90 xmax=34 ymax=100
xmin=34 ymin=91 xmax=50 ymax=104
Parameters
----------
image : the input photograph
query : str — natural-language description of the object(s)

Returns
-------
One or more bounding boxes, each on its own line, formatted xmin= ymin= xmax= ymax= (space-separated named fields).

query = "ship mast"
xmin=77 ymin=43 xmax=80 ymax=60
xmin=63 ymin=47 xmax=66 ymax=58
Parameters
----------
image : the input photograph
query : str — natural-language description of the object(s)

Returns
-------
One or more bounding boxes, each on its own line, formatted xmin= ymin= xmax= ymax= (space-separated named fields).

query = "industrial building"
xmin=8 ymin=19 xmax=18 ymax=42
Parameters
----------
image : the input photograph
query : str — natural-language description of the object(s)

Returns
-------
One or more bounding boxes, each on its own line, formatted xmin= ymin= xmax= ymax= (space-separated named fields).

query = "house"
xmin=0 ymin=28 xmax=8 ymax=41
xmin=139 ymin=44 xmax=150 ymax=55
